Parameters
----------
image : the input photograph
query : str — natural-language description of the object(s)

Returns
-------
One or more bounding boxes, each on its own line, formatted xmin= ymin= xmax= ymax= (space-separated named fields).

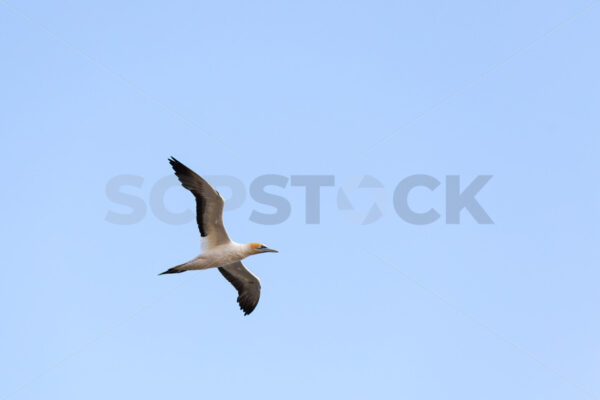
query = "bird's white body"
xmin=182 ymin=242 xmax=251 ymax=271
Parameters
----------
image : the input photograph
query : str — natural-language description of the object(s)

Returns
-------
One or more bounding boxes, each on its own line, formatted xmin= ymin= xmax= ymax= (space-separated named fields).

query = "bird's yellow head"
xmin=248 ymin=242 xmax=279 ymax=255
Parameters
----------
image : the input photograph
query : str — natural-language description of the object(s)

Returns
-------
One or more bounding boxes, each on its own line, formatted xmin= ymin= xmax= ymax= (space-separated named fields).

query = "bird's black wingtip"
xmin=240 ymin=304 xmax=256 ymax=316
xmin=168 ymin=157 xmax=190 ymax=174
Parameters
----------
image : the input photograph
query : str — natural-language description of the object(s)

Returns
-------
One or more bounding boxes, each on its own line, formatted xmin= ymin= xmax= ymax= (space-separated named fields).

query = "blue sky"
xmin=1 ymin=1 xmax=599 ymax=399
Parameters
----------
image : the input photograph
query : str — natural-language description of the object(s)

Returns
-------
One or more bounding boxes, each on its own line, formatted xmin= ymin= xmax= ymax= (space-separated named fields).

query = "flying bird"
xmin=159 ymin=157 xmax=278 ymax=315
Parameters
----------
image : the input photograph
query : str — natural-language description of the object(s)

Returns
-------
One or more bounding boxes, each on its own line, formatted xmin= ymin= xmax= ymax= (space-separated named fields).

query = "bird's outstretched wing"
xmin=219 ymin=261 xmax=261 ymax=315
xmin=169 ymin=157 xmax=230 ymax=248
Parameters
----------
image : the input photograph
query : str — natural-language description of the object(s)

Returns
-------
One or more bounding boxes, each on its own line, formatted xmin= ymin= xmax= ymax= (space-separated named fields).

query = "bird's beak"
xmin=263 ymin=248 xmax=278 ymax=253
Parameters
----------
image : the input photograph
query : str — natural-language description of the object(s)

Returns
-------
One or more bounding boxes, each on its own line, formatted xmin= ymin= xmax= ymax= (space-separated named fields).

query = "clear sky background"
xmin=1 ymin=1 xmax=599 ymax=399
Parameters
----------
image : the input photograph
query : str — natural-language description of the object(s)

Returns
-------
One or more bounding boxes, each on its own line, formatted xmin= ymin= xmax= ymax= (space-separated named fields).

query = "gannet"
xmin=159 ymin=157 xmax=278 ymax=315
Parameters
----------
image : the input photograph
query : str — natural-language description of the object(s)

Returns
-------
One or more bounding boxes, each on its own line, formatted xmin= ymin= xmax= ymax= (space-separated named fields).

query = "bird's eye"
xmin=259 ymin=245 xmax=267 ymax=249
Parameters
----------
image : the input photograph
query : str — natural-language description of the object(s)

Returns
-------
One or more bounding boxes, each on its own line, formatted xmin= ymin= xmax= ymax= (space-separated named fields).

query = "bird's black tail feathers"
xmin=158 ymin=265 xmax=186 ymax=275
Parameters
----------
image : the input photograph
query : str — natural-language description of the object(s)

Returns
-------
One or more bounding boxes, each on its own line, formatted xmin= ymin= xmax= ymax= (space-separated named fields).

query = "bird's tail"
xmin=159 ymin=263 xmax=187 ymax=275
